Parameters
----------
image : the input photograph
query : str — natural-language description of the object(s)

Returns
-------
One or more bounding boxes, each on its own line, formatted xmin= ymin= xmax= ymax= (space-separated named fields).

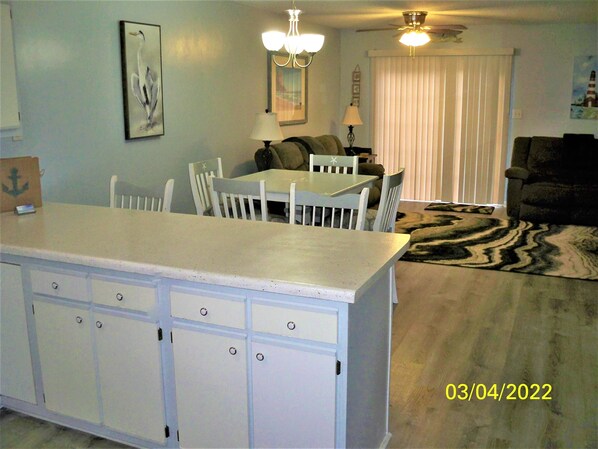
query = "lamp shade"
xmin=342 ymin=105 xmax=363 ymax=126
xmin=399 ymin=30 xmax=431 ymax=47
xmin=250 ymin=111 xmax=283 ymax=142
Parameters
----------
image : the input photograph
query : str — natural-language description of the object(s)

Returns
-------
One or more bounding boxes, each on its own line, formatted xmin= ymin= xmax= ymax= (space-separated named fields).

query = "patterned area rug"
xmin=395 ymin=212 xmax=598 ymax=281
xmin=424 ymin=202 xmax=495 ymax=214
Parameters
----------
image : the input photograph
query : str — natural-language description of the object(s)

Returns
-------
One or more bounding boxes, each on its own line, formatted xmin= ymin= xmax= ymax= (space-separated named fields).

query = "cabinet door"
xmin=0 ymin=263 xmax=36 ymax=403
xmin=252 ymin=342 xmax=337 ymax=449
xmin=94 ymin=312 xmax=165 ymax=444
xmin=172 ymin=328 xmax=249 ymax=449
xmin=33 ymin=300 xmax=100 ymax=423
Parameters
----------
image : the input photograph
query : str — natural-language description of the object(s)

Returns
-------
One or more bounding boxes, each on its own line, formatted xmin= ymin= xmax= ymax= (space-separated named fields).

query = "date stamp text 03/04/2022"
xmin=445 ymin=383 xmax=552 ymax=401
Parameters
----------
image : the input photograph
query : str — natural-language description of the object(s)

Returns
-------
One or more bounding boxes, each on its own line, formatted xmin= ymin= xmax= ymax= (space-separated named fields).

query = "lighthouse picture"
xmin=570 ymin=55 xmax=598 ymax=120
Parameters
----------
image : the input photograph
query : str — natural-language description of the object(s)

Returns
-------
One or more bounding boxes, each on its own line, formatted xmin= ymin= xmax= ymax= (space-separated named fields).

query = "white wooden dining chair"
xmin=210 ymin=177 xmax=269 ymax=221
xmin=110 ymin=175 xmax=174 ymax=212
xmin=364 ymin=169 xmax=405 ymax=304
xmin=188 ymin=158 xmax=223 ymax=216
xmin=309 ymin=154 xmax=359 ymax=174
xmin=366 ymin=169 xmax=406 ymax=233
xmin=289 ymin=183 xmax=369 ymax=230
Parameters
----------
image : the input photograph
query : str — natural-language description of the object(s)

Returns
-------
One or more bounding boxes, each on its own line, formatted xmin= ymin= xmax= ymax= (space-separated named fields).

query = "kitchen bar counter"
xmin=1 ymin=202 xmax=410 ymax=449
xmin=1 ymin=202 xmax=409 ymax=303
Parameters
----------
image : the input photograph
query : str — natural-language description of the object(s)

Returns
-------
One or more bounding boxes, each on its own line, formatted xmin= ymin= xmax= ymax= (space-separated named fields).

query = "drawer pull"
xmin=75 ymin=316 xmax=83 ymax=324
xmin=256 ymin=353 xmax=265 ymax=362
xmin=96 ymin=321 xmax=103 ymax=329
xmin=116 ymin=293 xmax=124 ymax=301
xmin=287 ymin=321 xmax=296 ymax=331
xmin=229 ymin=347 xmax=237 ymax=356
xmin=51 ymin=282 xmax=59 ymax=290
xmin=200 ymin=307 xmax=208 ymax=317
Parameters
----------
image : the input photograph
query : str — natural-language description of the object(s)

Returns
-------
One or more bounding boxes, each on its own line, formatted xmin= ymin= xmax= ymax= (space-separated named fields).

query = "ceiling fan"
xmin=357 ymin=11 xmax=467 ymax=45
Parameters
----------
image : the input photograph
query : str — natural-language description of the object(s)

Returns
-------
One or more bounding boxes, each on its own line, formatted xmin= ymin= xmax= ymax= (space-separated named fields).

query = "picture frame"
xmin=119 ymin=20 xmax=165 ymax=140
xmin=267 ymin=52 xmax=307 ymax=126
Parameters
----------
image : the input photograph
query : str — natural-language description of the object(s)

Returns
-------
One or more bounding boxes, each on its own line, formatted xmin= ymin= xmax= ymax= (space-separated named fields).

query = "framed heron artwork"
xmin=267 ymin=51 xmax=307 ymax=126
xmin=119 ymin=20 xmax=165 ymax=140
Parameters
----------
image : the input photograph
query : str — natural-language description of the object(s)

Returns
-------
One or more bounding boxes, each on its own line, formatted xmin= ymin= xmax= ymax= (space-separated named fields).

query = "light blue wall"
xmin=1 ymin=1 xmax=341 ymax=213
xmin=340 ymin=23 xmax=598 ymax=149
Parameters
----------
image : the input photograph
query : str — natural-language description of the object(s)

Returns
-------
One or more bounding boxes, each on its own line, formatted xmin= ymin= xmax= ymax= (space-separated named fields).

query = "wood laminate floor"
xmin=2 ymin=202 xmax=596 ymax=448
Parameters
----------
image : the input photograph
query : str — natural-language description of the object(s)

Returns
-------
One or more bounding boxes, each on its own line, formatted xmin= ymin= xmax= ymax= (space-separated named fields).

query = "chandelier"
xmin=261 ymin=1 xmax=325 ymax=68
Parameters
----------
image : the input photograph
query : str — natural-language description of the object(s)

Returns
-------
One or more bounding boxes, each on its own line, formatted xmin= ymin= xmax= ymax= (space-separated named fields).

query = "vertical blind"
xmin=370 ymin=51 xmax=513 ymax=204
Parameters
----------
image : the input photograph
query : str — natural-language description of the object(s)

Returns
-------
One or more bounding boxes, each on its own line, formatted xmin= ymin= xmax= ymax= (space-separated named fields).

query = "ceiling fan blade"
xmin=356 ymin=26 xmax=402 ymax=32
xmin=427 ymin=24 xmax=468 ymax=30
xmin=427 ymin=29 xmax=463 ymax=35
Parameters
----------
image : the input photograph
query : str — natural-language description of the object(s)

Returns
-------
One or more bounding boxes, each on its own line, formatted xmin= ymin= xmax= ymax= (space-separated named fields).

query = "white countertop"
xmin=0 ymin=203 xmax=410 ymax=303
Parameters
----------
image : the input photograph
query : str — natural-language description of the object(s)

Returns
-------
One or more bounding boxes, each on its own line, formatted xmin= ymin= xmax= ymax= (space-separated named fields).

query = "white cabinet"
xmin=32 ymin=269 xmax=166 ymax=444
xmin=251 ymin=341 xmax=337 ymax=449
xmin=172 ymin=328 xmax=249 ymax=449
xmin=33 ymin=300 xmax=100 ymax=423
xmin=94 ymin=312 xmax=165 ymax=443
xmin=0 ymin=262 xmax=36 ymax=403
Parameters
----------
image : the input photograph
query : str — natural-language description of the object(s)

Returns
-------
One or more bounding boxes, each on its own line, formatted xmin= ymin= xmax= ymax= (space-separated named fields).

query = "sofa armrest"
xmin=505 ymin=166 xmax=530 ymax=181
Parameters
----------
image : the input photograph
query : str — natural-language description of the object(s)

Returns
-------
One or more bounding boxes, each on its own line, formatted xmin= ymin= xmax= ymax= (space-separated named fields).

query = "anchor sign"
xmin=2 ymin=167 xmax=30 ymax=198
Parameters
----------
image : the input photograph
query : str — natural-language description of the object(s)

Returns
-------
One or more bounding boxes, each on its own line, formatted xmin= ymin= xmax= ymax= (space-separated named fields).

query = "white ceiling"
xmin=240 ymin=1 xmax=598 ymax=29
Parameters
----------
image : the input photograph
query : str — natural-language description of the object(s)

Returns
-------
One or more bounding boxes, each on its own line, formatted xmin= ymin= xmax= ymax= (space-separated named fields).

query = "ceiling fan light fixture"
xmin=399 ymin=30 xmax=431 ymax=47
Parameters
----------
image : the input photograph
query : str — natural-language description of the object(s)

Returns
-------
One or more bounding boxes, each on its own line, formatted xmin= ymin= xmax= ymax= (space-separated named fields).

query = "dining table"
xmin=232 ymin=169 xmax=377 ymax=203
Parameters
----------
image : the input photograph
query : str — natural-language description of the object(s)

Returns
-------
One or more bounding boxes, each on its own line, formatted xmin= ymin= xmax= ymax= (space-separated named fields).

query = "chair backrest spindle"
xmin=210 ymin=177 xmax=268 ymax=222
xmin=189 ymin=158 xmax=224 ymax=216
xmin=110 ymin=175 xmax=174 ymax=213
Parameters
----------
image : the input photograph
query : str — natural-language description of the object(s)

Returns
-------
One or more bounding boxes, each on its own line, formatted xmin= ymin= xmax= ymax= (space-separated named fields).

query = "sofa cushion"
xmin=527 ymin=137 xmax=565 ymax=176
xmin=270 ymin=142 xmax=308 ymax=171
xmin=315 ymin=135 xmax=344 ymax=156
xmin=521 ymin=182 xmax=574 ymax=207
xmin=563 ymin=133 xmax=598 ymax=169
xmin=574 ymin=184 xmax=598 ymax=207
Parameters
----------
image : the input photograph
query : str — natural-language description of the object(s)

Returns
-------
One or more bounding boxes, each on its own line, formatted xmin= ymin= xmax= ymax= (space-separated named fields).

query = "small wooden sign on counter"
xmin=0 ymin=156 xmax=43 ymax=212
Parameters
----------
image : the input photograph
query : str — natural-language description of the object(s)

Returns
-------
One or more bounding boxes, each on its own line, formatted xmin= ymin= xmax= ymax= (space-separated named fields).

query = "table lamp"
xmin=342 ymin=104 xmax=363 ymax=150
xmin=250 ymin=109 xmax=284 ymax=170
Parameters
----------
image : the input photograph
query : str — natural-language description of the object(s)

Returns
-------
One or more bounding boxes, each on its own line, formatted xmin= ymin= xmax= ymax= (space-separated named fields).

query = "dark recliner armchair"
xmin=505 ymin=134 xmax=598 ymax=226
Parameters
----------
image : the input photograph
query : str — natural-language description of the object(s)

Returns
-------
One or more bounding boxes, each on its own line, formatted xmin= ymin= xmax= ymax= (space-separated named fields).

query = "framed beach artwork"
xmin=570 ymin=55 xmax=597 ymax=120
xmin=120 ymin=20 xmax=165 ymax=139
xmin=267 ymin=52 xmax=307 ymax=125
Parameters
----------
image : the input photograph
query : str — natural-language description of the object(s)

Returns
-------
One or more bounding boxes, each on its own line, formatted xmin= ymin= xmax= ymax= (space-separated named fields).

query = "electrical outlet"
xmin=512 ymin=109 xmax=522 ymax=119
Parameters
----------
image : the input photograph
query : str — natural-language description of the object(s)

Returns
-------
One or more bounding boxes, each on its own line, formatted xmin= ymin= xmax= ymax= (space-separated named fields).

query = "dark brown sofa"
xmin=254 ymin=135 xmax=384 ymax=207
xmin=505 ymin=134 xmax=598 ymax=226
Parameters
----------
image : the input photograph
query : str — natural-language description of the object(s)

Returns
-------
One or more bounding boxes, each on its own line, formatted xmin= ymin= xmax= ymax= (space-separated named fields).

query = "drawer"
xmin=30 ymin=269 xmax=88 ymax=302
xmin=171 ymin=290 xmax=245 ymax=329
xmin=91 ymin=278 xmax=156 ymax=313
xmin=251 ymin=303 xmax=338 ymax=344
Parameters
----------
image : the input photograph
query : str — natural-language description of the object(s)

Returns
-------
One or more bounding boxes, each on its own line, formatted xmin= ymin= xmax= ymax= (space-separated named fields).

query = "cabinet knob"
xmin=256 ymin=353 xmax=265 ymax=362
xmin=96 ymin=321 xmax=103 ymax=329
xmin=229 ymin=347 xmax=237 ymax=356
xmin=51 ymin=281 xmax=59 ymax=290
xmin=75 ymin=316 xmax=83 ymax=324
xmin=287 ymin=321 xmax=296 ymax=331
xmin=200 ymin=307 xmax=208 ymax=317
xmin=116 ymin=293 xmax=124 ymax=301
